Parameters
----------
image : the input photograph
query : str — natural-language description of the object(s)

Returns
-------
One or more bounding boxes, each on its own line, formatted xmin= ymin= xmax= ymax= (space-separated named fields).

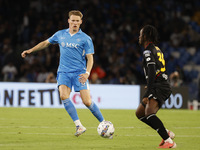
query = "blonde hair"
xmin=69 ymin=10 xmax=83 ymax=19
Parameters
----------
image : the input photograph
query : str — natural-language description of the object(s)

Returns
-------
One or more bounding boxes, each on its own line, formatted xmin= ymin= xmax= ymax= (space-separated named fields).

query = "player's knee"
xmin=60 ymin=94 xmax=69 ymax=100
xmin=83 ymin=100 xmax=91 ymax=107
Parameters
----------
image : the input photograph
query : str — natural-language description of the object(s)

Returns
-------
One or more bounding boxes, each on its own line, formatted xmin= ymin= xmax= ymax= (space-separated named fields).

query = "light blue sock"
xmin=62 ymin=98 xmax=79 ymax=121
xmin=87 ymin=101 xmax=104 ymax=122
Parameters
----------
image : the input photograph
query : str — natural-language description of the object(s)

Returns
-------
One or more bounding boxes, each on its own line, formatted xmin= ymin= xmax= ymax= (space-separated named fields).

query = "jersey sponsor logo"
xmin=61 ymin=42 xmax=80 ymax=49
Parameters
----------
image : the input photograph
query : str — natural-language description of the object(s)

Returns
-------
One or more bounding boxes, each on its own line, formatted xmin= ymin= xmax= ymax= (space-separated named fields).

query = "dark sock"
xmin=146 ymin=114 xmax=169 ymax=140
xmin=139 ymin=116 xmax=156 ymax=130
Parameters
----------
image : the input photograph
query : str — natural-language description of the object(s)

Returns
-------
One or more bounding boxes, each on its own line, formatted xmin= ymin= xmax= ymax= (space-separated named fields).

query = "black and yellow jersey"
xmin=143 ymin=43 xmax=168 ymax=83
xmin=142 ymin=42 xmax=171 ymax=102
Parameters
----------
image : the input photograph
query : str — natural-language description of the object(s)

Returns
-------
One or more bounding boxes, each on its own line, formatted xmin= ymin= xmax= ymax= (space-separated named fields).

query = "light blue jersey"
xmin=48 ymin=28 xmax=94 ymax=73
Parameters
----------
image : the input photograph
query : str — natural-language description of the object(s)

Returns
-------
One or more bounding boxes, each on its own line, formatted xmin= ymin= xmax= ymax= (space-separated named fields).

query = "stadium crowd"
xmin=1 ymin=0 xmax=200 ymax=100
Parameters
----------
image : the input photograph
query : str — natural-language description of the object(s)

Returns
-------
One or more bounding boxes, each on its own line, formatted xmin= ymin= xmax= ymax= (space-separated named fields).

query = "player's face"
xmin=139 ymin=29 xmax=144 ymax=45
xmin=68 ymin=15 xmax=82 ymax=33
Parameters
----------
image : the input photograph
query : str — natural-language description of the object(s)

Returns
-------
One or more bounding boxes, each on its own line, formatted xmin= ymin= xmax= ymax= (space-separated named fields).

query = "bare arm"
xmin=21 ymin=40 xmax=51 ymax=58
xmin=79 ymin=54 xmax=94 ymax=83
xmin=85 ymin=54 xmax=94 ymax=74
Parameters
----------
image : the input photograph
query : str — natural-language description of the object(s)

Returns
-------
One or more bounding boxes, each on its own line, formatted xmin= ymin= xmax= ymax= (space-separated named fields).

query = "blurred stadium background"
xmin=1 ymin=1 xmax=200 ymax=149
xmin=1 ymin=0 xmax=200 ymax=106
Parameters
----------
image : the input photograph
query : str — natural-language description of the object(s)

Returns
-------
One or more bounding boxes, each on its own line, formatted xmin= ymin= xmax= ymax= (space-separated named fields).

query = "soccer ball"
xmin=97 ymin=121 xmax=115 ymax=138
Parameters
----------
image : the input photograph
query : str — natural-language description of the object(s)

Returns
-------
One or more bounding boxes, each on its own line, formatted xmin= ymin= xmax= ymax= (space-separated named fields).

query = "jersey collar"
xmin=145 ymin=42 xmax=153 ymax=49
xmin=66 ymin=28 xmax=82 ymax=34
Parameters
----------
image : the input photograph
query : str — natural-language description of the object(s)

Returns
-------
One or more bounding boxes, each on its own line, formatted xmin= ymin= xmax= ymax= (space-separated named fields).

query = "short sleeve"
xmin=84 ymin=37 xmax=94 ymax=54
xmin=48 ymin=31 xmax=59 ymax=44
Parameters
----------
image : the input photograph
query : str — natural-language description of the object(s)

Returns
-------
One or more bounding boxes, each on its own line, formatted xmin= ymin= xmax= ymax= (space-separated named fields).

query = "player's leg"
xmin=59 ymin=85 xmax=86 ymax=136
xmin=59 ymin=85 xmax=79 ymax=123
xmin=57 ymin=72 xmax=86 ymax=136
xmin=145 ymin=98 xmax=176 ymax=148
xmin=135 ymin=98 xmax=153 ymax=127
xmin=74 ymin=72 xmax=104 ymax=122
xmin=80 ymin=89 xmax=104 ymax=122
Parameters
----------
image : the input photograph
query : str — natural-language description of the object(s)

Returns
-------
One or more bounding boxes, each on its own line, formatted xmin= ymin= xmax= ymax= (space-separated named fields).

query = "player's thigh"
xmin=145 ymin=98 xmax=160 ymax=116
xmin=80 ymin=89 xmax=91 ymax=106
xmin=59 ymin=85 xmax=71 ymax=100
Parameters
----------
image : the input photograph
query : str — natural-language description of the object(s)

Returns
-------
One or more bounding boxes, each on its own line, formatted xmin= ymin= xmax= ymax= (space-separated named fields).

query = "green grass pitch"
xmin=0 ymin=107 xmax=200 ymax=150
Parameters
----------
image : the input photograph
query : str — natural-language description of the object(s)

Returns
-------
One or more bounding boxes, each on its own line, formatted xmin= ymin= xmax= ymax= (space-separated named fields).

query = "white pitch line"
xmin=0 ymin=132 xmax=200 ymax=138
xmin=173 ymin=127 xmax=200 ymax=129
xmin=0 ymin=126 xmax=74 ymax=129
xmin=0 ymin=126 xmax=137 ymax=129
xmin=0 ymin=126 xmax=200 ymax=129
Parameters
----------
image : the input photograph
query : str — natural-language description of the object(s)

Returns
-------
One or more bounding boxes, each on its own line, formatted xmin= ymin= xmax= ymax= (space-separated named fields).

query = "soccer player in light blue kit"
xmin=21 ymin=10 xmax=104 ymax=136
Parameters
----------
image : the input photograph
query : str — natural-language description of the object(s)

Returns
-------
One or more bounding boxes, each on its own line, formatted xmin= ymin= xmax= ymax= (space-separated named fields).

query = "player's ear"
xmin=68 ymin=18 xmax=70 ymax=24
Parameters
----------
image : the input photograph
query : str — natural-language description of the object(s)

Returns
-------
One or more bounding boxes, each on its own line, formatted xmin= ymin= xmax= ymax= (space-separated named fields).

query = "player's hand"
xmin=79 ymin=73 xmax=89 ymax=84
xmin=21 ymin=50 xmax=32 ymax=58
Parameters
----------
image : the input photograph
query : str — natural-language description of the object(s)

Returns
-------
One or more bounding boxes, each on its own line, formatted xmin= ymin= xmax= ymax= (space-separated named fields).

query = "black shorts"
xmin=143 ymin=82 xmax=172 ymax=108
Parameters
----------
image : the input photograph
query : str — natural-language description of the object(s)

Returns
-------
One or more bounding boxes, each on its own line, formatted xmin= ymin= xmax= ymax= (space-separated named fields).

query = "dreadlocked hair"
xmin=142 ymin=25 xmax=159 ymax=44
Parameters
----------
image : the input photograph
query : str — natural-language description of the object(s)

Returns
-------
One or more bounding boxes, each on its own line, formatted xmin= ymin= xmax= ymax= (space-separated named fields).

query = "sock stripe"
xmin=139 ymin=116 xmax=146 ymax=120
xmin=146 ymin=114 xmax=169 ymax=140
xmin=146 ymin=114 xmax=156 ymax=120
